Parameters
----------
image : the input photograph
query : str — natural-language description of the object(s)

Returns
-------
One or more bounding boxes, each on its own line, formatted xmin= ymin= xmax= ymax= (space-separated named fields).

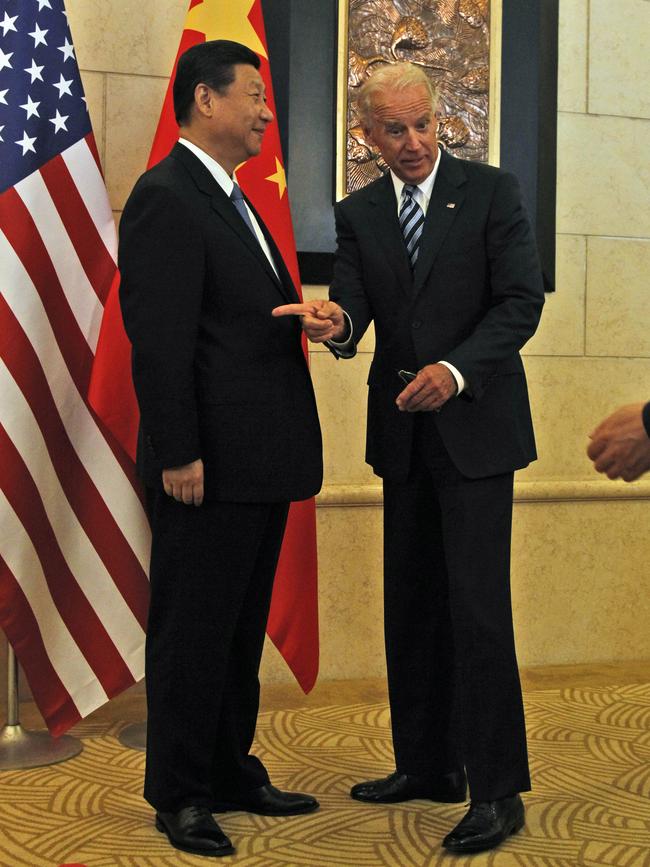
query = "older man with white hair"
xmin=275 ymin=62 xmax=545 ymax=854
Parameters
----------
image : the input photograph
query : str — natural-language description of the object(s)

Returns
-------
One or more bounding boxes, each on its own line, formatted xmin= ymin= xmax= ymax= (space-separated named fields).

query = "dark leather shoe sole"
xmin=212 ymin=799 xmax=319 ymax=817
xmin=442 ymin=815 xmax=525 ymax=853
xmin=155 ymin=816 xmax=235 ymax=857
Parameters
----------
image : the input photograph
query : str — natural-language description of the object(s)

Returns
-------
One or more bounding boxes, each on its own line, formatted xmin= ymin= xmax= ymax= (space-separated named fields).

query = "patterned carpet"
xmin=0 ymin=682 xmax=649 ymax=866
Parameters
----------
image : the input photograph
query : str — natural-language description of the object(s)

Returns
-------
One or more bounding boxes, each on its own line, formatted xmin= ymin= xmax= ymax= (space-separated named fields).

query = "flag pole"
xmin=0 ymin=643 xmax=83 ymax=769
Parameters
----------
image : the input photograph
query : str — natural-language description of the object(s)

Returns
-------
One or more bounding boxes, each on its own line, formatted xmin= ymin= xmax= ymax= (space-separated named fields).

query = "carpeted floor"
xmin=1 ymin=674 xmax=649 ymax=866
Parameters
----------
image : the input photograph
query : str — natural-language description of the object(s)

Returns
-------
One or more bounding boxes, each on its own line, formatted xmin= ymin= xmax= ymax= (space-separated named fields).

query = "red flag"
xmin=90 ymin=0 xmax=319 ymax=691
xmin=0 ymin=0 xmax=150 ymax=736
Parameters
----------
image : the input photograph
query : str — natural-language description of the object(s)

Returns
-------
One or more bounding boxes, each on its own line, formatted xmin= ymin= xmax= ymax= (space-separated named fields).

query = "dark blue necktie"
xmin=399 ymin=184 xmax=425 ymax=269
xmin=230 ymin=182 xmax=259 ymax=241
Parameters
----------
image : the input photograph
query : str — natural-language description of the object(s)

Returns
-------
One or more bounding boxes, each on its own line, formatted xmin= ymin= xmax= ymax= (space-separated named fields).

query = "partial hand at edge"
xmin=272 ymin=300 xmax=347 ymax=343
xmin=396 ymin=363 xmax=457 ymax=413
xmin=162 ymin=458 xmax=204 ymax=506
xmin=587 ymin=402 xmax=650 ymax=482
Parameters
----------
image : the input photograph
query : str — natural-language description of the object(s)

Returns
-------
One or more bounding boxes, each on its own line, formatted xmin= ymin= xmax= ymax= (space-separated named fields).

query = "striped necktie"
xmin=230 ymin=181 xmax=259 ymax=242
xmin=399 ymin=184 xmax=425 ymax=269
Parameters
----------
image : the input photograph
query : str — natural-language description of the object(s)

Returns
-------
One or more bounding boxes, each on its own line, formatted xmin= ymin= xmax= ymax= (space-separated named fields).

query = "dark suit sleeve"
xmin=643 ymin=402 xmax=650 ymax=437
xmin=443 ymin=172 xmax=545 ymax=388
xmin=119 ymin=182 xmax=205 ymax=469
xmin=328 ymin=201 xmax=374 ymax=353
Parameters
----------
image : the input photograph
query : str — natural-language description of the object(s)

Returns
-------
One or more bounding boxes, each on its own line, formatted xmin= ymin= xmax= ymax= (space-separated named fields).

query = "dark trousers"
xmin=382 ymin=417 xmax=530 ymax=801
xmin=143 ymin=488 xmax=289 ymax=812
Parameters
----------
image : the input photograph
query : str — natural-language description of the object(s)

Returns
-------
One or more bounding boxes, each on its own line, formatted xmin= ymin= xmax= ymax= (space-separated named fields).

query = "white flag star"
xmin=16 ymin=131 xmax=37 ymax=155
xmin=28 ymin=23 xmax=48 ymax=48
xmin=49 ymin=109 xmax=69 ymax=133
xmin=0 ymin=88 xmax=8 ymax=105
xmin=37 ymin=0 xmax=53 ymax=11
xmin=53 ymin=73 xmax=73 ymax=98
xmin=20 ymin=94 xmax=40 ymax=119
xmin=1 ymin=12 xmax=18 ymax=36
xmin=25 ymin=59 xmax=45 ymax=83
xmin=0 ymin=125 xmax=4 ymax=143
xmin=0 ymin=47 xmax=13 ymax=71
xmin=58 ymin=37 xmax=74 ymax=61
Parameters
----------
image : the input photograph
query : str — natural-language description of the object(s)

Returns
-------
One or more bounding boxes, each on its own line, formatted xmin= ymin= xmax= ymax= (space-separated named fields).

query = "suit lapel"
xmin=367 ymin=174 xmax=413 ymax=297
xmin=171 ymin=144 xmax=292 ymax=300
xmin=413 ymin=149 xmax=467 ymax=294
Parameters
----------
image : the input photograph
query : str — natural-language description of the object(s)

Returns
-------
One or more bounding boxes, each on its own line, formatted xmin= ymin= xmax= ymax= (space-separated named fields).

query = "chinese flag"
xmin=89 ymin=0 xmax=319 ymax=692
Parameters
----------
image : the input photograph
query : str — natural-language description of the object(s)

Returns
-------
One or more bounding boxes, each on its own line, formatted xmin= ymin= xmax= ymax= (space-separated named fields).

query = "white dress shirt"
xmin=178 ymin=138 xmax=279 ymax=278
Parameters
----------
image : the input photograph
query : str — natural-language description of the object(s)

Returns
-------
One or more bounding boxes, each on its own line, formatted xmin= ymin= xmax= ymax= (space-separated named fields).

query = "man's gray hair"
xmin=356 ymin=63 xmax=440 ymax=130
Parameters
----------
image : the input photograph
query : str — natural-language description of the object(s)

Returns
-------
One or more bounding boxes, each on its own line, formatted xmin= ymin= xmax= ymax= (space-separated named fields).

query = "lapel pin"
xmin=446 ymin=202 xmax=456 ymax=209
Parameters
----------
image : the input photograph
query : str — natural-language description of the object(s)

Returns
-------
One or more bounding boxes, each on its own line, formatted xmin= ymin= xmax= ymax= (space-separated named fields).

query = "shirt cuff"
xmin=439 ymin=360 xmax=465 ymax=395
xmin=326 ymin=311 xmax=355 ymax=355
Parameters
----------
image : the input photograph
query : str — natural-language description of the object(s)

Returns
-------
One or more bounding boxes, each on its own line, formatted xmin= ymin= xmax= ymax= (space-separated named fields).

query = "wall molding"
xmin=316 ymin=479 xmax=650 ymax=507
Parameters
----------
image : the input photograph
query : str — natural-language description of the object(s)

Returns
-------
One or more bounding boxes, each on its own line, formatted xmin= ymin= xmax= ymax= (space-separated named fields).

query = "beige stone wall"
xmin=59 ymin=0 xmax=650 ymax=689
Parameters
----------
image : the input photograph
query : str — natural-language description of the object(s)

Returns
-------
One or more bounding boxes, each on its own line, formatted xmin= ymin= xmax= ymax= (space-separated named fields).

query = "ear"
xmin=362 ymin=123 xmax=376 ymax=148
xmin=194 ymin=83 xmax=214 ymax=118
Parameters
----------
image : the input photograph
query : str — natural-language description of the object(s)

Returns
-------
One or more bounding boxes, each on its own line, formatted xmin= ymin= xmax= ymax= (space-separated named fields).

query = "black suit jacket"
xmin=330 ymin=149 xmax=545 ymax=481
xmin=119 ymin=143 xmax=322 ymax=502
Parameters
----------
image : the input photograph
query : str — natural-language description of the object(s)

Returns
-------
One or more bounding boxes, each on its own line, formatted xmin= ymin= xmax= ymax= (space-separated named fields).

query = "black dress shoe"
xmin=212 ymin=783 xmax=319 ymax=816
xmin=350 ymin=769 xmax=467 ymax=804
xmin=442 ymin=794 xmax=525 ymax=853
xmin=155 ymin=806 xmax=234 ymax=857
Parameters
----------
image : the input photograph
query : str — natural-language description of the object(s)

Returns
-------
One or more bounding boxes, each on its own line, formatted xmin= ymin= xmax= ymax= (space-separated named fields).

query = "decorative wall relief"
xmin=336 ymin=0 xmax=501 ymax=197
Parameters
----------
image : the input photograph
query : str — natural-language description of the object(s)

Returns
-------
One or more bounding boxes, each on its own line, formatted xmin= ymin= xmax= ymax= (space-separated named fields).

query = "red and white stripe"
xmin=0 ymin=133 xmax=150 ymax=736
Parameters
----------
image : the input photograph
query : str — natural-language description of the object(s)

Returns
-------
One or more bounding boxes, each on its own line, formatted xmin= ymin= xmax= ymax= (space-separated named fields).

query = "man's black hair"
xmin=173 ymin=39 xmax=261 ymax=125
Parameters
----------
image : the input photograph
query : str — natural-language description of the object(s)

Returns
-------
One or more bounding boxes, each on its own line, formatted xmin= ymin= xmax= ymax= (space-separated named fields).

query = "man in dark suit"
xmin=274 ymin=62 xmax=544 ymax=854
xmin=588 ymin=402 xmax=650 ymax=480
xmin=119 ymin=40 xmax=323 ymax=858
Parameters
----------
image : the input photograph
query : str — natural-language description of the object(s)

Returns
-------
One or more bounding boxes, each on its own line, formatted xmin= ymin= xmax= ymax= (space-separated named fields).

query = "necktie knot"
xmin=403 ymin=184 xmax=418 ymax=199
xmin=230 ymin=182 xmax=244 ymax=202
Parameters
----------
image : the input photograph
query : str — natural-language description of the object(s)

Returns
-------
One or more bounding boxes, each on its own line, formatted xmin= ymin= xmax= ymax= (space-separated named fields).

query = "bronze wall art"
xmin=336 ymin=0 xmax=501 ymax=198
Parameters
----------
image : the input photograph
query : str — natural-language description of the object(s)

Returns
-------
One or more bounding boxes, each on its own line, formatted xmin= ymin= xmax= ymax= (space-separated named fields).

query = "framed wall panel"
xmin=336 ymin=0 xmax=503 ymax=201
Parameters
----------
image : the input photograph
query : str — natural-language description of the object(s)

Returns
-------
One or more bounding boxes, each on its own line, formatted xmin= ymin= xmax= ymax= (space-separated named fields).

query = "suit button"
xmin=411 ymin=320 xmax=422 ymax=329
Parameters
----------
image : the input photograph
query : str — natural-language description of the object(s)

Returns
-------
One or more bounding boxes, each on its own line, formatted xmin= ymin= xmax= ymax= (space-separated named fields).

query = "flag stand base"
xmin=0 ymin=724 xmax=82 ymax=770
xmin=0 ymin=645 xmax=83 ymax=770
xmin=118 ymin=721 xmax=146 ymax=751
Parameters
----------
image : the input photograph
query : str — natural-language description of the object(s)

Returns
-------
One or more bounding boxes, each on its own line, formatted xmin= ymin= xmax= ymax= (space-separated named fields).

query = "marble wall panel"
xmin=556 ymin=113 xmax=650 ymax=237
xmin=511 ymin=498 xmax=650 ymax=666
xmin=522 ymin=234 xmax=586 ymax=357
xmin=67 ymin=0 xmax=186 ymax=77
xmin=309 ymin=351 xmax=376 ymax=487
xmin=586 ymin=237 xmax=650 ymax=357
xmin=261 ymin=504 xmax=385 ymax=683
xmin=104 ymin=74 xmax=168 ymax=211
xmin=79 ymin=70 xmax=106 ymax=166
xmin=589 ymin=0 xmax=650 ymax=120
xmin=558 ymin=0 xmax=588 ymax=113
xmin=518 ymin=356 xmax=650 ymax=482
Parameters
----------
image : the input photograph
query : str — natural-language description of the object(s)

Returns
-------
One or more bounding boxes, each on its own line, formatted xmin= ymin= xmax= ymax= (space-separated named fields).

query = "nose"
xmin=261 ymin=103 xmax=274 ymax=123
xmin=405 ymin=129 xmax=420 ymax=150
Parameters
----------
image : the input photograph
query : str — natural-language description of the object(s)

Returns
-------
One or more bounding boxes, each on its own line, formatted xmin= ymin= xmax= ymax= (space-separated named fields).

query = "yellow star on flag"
xmin=265 ymin=156 xmax=287 ymax=199
xmin=186 ymin=0 xmax=267 ymax=58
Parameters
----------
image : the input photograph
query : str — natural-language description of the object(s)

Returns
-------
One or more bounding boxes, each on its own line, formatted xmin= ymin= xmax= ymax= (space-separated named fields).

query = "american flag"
xmin=0 ymin=0 xmax=150 ymax=736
